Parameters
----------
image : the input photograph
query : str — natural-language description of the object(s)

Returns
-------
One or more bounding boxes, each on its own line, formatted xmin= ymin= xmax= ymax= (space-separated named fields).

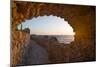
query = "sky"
xmin=17 ymin=15 xmax=75 ymax=35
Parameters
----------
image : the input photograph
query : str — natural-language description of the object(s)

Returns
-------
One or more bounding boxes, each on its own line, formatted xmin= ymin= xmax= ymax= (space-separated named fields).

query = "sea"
xmin=31 ymin=35 xmax=74 ymax=44
xmin=49 ymin=35 xmax=74 ymax=44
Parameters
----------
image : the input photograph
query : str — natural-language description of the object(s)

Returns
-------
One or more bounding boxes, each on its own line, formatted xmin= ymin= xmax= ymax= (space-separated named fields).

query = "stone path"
xmin=23 ymin=40 xmax=49 ymax=65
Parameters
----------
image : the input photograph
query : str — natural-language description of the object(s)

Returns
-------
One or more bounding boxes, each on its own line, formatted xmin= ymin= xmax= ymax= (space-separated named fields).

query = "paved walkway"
xmin=23 ymin=40 xmax=49 ymax=65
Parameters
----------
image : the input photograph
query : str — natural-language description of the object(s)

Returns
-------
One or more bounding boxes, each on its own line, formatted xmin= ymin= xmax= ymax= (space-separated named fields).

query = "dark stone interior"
xmin=11 ymin=1 xmax=96 ymax=66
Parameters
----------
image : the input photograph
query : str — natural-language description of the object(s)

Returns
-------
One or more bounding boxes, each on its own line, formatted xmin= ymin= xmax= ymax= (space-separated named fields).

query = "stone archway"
xmin=11 ymin=1 xmax=96 ymax=66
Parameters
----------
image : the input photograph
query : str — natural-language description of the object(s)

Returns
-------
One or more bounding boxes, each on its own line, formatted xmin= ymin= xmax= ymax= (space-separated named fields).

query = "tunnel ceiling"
xmin=12 ymin=1 xmax=96 ymax=40
xmin=11 ymin=1 xmax=96 ymax=65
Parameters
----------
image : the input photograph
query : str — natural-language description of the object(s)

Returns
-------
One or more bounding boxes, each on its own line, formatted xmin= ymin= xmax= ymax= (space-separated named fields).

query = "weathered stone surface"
xmin=11 ymin=1 xmax=96 ymax=66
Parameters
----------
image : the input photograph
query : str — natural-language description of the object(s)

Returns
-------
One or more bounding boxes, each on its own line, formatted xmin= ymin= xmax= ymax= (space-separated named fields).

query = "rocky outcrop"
xmin=11 ymin=1 xmax=96 ymax=66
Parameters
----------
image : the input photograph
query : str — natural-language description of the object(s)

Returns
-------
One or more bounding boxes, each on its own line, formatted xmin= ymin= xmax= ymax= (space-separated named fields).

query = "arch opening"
xmin=17 ymin=15 xmax=75 ymax=44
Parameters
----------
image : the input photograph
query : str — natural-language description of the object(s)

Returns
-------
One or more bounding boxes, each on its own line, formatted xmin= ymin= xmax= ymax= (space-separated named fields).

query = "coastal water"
xmin=31 ymin=35 xmax=74 ymax=44
xmin=51 ymin=35 xmax=74 ymax=44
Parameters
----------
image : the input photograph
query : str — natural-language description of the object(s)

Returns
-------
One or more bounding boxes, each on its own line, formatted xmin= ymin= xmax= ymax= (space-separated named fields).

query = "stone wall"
xmin=11 ymin=31 xmax=30 ymax=66
xmin=11 ymin=1 xmax=96 ymax=66
xmin=11 ymin=1 xmax=31 ymax=66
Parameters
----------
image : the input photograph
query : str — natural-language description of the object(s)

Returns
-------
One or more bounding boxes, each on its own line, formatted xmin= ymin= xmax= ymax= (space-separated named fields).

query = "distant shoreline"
xmin=30 ymin=35 xmax=74 ymax=44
